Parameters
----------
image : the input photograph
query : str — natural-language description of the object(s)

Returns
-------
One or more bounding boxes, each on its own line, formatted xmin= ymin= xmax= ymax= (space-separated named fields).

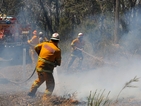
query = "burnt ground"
xmin=0 ymin=91 xmax=83 ymax=106
xmin=0 ymin=59 xmax=141 ymax=106
xmin=0 ymin=64 xmax=83 ymax=106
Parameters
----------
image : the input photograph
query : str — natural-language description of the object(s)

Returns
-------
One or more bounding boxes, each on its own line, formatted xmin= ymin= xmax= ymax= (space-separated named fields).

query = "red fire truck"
xmin=0 ymin=16 xmax=32 ymax=65
xmin=0 ymin=16 xmax=31 ymax=43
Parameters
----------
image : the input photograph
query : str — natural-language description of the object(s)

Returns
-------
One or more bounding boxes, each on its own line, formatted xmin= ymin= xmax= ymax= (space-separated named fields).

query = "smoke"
xmin=51 ymin=57 xmax=141 ymax=101
xmin=1 ymin=1 xmax=141 ymax=104
xmin=51 ymin=7 xmax=141 ymax=101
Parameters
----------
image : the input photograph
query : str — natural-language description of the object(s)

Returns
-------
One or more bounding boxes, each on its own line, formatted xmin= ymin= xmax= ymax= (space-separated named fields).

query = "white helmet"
xmin=39 ymin=32 xmax=43 ymax=35
xmin=78 ymin=33 xmax=83 ymax=39
xmin=78 ymin=33 xmax=83 ymax=36
xmin=50 ymin=33 xmax=60 ymax=40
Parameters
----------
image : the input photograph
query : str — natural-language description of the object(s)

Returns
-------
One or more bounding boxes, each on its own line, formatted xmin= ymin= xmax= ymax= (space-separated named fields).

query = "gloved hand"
xmin=54 ymin=61 xmax=58 ymax=67
xmin=54 ymin=64 xmax=57 ymax=67
xmin=76 ymin=47 xmax=83 ymax=51
xmin=73 ymin=46 xmax=77 ymax=50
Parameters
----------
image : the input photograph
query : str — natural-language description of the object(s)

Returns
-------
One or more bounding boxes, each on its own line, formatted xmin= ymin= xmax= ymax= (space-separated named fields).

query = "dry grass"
xmin=0 ymin=91 xmax=82 ymax=106
xmin=0 ymin=55 xmax=141 ymax=106
xmin=116 ymin=76 xmax=140 ymax=102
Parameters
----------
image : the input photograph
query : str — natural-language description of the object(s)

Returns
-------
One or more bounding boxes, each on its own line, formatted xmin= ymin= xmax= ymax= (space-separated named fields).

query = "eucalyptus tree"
xmin=119 ymin=0 xmax=141 ymax=53
xmin=120 ymin=0 xmax=141 ymax=31
xmin=97 ymin=0 xmax=141 ymax=44
xmin=0 ymin=0 xmax=59 ymax=36
xmin=114 ymin=0 xmax=119 ymax=44
xmin=20 ymin=0 xmax=54 ymax=35
xmin=58 ymin=0 xmax=101 ymax=41
xmin=0 ymin=0 xmax=23 ymax=16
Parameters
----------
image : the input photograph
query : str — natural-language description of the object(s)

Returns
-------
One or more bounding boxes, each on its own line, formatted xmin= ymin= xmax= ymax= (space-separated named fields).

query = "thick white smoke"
xmin=1 ymin=1 xmax=141 ymax=103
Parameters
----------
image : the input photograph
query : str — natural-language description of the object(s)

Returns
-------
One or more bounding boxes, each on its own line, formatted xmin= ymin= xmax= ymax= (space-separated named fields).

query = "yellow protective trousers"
xmin=29 ymin=71 xmax=55 ymax=96
xmin=29 ymin=48 xmax=38 ymax=65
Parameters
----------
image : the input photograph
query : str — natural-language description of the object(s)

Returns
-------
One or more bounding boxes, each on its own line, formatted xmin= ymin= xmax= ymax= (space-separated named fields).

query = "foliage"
xmin=87 ymin=89 xmax=111 ymax=106
xmin=0 ymin=0 xmax=22 ymax=16
xmin=116 ymin=76 xmax=140 ymax=102
xmin=87 ymin=76 xmax=140 ymax=106
xmin=1 ymin=0 xmax=141 ymax=54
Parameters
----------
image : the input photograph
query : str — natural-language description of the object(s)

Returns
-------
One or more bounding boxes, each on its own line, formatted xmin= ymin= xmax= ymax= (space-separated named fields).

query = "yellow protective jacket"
xmin=71 ymin=38 xmax=85 ymax=51
xmin=35 ymin=41 xmax=61 ymax=73
xmin=27 ymin=35 xmax=39 ymax=47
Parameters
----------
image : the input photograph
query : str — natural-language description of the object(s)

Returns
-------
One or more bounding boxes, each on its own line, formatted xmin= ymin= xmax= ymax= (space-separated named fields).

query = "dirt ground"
xmin=0 ymin=64 xmax=82 ymax=106
xmin=0 ymin=62 xmax=141 ymax=106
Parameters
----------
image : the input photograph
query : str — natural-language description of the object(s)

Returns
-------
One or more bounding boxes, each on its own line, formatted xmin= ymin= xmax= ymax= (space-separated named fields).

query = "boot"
xmin=27 ymin=92 xmax=36 ymax=98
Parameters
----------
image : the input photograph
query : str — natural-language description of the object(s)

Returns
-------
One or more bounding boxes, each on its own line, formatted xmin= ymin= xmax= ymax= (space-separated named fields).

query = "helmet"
xmin=78 ymin=33 xmax=83 ymax=38
xmin=50 ymin=33 xmax=60 ymax=40
xmin=33 ymin=30 xmax=37 ymax=35
xmin=39 ymin=32 xmax=43 ymax=35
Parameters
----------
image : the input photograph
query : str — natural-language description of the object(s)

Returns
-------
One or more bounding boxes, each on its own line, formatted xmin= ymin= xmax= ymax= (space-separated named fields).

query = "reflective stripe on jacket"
xmin=35 ymin=41 xmax=61 ymax=73
xmin=71 ymin=38 xmax=85 ymax=51
xmin=38 ymin=57 xmax=55 ymax=66
xmin=28 ymin=35 xmax=39 ymax=46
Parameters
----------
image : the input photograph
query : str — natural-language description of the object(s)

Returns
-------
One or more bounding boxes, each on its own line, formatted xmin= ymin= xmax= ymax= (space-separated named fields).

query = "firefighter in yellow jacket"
xmin=28 ymin=33 xmax=61 ymax=98
xmin=67 ymin=33 xmax=85 ymax=70
xmin=27 ymin=30 xmax=39 ymax=65
xmin=38 ymin=31 xmax=49 ymax=43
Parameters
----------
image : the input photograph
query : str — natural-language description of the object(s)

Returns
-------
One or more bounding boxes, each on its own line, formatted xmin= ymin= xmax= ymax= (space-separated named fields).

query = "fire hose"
xmin=0 ymin=42 xmax=37 ymax=84
xmin=76 ymin=47 xmax=116 ymax=65
xmin=19 ymin=68 xmax=36 ymax=84
xmin=0 ymin=68 xmax=36 ymax=84
xmin=76 ymin=47 xmax=103 ymax=62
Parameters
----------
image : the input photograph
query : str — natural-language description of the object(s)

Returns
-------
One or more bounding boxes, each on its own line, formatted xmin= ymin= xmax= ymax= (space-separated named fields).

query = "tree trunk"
xmin=114 ymin=0 xmax=119 ymax=44
xmin=55 ymin=0 xmax=59 ymax=29
xmin=39 ymin=0 xmax=53 ymax=35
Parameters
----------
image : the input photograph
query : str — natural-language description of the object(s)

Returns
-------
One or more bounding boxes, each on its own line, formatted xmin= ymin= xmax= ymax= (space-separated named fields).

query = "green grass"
xmin=116 ymin=76 xmax=140 ymax=102
xmin=87 ymin=76 xmax=140 ymax=106
xmin=87 ymin=89 xmax=111 ymax=106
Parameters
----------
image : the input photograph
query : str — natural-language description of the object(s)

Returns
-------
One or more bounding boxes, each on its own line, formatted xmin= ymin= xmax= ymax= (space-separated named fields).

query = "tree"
xmin=114 ymin=0 xmax=119 ymax=44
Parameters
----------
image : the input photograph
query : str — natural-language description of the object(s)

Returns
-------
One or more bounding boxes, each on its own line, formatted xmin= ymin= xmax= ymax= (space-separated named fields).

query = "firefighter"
xmin=0 ymin=28 xmax=4 ymax=39
xmin=28 ymin=33 xmax=61 ymax=99
xmin=38 ymin=31 xmax=48 ymax=43
xmin=67 ymin=33 xmax=85 ymax=70
xmin=27 ymin=30 xmax=39 ymax=65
